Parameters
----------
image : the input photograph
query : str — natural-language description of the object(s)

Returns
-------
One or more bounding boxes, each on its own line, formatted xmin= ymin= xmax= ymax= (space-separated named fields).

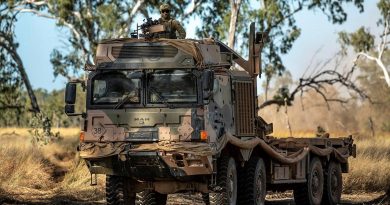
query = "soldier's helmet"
xmin=160 ymin=3 xmax=171 ymax=12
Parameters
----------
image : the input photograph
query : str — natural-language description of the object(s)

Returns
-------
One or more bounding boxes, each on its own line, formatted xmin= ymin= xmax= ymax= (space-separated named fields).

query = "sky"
xmin=14 ymin=1 xmax=382 ymax=92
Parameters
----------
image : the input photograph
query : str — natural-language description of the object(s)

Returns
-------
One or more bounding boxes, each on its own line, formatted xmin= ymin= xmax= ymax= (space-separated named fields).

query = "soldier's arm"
xmin=172 ymin=20 xmax=186 ymax=39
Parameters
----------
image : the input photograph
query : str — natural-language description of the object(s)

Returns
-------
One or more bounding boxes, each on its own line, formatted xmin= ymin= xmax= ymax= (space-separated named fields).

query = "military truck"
xmin=65 ymin=23 xmax=356 ymax=205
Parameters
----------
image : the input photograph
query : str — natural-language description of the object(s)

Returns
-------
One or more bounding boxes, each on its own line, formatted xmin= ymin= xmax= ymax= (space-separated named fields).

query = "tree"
xmin=339 ymin=0 xmax=390 ymax=87
xmin=12 ymin=1 xmax=365 ymax=90
xmin=357 ymin=52 xmax=390 ymax=132
xmin=258 ymin=53 xmax=369 ymax=110
xmin=7 ymin=0 xmax=142 ymax=79
xmin=195 ymin=0 xmax=365 ymax=100
xmin=2 ymin=1 xmax=372 ymax=126
xmin=0 ymin=2 xmax=40 ymax=113
xmin=9 ymin=0 xmax=199 ymax=80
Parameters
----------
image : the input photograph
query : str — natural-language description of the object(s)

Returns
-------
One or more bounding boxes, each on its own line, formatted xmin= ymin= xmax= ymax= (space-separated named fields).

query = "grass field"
xmin=0 ymin=128 xmax=389 ymax=204
xmin=0 ymin=127 xmax=105 ymax=203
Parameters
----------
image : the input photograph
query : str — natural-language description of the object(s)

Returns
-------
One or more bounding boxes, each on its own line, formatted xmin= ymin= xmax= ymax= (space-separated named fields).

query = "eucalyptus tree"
xmin=0 ymin=2 xmax=40 ymax=114
xmin=339 ymin=0 xmax=390 ymax=87
xmin=8 ymin=0 xmax=200 ymax=80
xmin=195 ymin=0 xmax=365 ymax=100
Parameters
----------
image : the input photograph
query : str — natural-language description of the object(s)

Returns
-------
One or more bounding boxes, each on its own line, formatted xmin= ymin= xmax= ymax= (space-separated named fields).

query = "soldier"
xmin=158 ymin=3 xmax=186 ymax=39
xmin=315 ymin=125 xmax=329 ymax=138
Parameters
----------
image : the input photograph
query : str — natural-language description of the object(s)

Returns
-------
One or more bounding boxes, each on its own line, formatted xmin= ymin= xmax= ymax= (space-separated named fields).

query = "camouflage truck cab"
xmin=65 ymin=23 xmax=356 ymax=205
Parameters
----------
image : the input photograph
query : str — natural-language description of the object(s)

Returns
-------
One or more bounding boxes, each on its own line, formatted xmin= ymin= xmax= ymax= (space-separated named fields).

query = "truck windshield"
xmin=92 ymin=72 xmax=141 ymax=104
xmin=147 ymin=70 xmax=197 ymax=103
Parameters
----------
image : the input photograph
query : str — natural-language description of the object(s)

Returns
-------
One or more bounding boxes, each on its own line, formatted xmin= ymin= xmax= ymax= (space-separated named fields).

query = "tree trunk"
xmin=8 ymin=46 xmax=40 ymax=113
xmin=376 ymin=59 xmax=390 ymax=88
xmin=264 ymin=77 xmax=270 ymax=101
xmin=369 ymin=117 xmax=375 ymax=138
xmin=228 ymin=0 xmax=242 ymax=49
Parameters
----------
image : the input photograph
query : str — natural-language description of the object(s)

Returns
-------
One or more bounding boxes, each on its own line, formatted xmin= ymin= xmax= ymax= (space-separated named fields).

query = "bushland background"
xmin=1 ymin=0 xmax=390 ymax=204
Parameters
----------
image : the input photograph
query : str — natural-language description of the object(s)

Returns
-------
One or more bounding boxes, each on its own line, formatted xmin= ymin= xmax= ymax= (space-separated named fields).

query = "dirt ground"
xmin=1 ymin=130 xmax=389 ymax=205
xmin=0 ymin=191 xmax=388 ymax=205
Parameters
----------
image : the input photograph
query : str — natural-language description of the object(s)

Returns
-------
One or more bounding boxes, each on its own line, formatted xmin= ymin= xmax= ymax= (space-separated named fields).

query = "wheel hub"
xmin=311 ymin=170 xmax=320 ymax=196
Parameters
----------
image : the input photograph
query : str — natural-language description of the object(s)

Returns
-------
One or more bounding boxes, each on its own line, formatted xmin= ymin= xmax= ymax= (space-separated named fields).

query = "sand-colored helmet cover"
xmin=160 ymin=3 xmax=170 ymax=11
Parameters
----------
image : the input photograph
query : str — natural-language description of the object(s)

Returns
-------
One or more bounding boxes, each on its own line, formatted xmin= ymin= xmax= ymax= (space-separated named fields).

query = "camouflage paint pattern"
xmin=85 ymin=108 xmax=197 ymax=142
xmin=204 ymin=73 xmax=235 ymax=145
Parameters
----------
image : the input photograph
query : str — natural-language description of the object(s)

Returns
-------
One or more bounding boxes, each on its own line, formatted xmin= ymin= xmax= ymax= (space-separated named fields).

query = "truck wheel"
xmin=209 ymin=156 xmax=237 ymax=205
xmin=238 ymin=156 xmax=266 ymax=205
xmin=294 ymin=157 xmax=324 ymax=205
xmin=136 ymin=191 xmax=167 ymax=205
xmin=106 ymin=175 xmax=136 ymax=205
xmin=322 ymin=161 xmax=342 ymax=205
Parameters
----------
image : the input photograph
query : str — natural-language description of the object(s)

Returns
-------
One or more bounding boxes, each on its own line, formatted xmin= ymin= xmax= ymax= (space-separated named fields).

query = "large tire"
xmin=106 ymin=175 xmax=136 ymax=205
xmin=202 ymin=193 xmax=210 ymax=205
xmin=237 ymin=155 xmax=266 ymax=205
xmin=294 ymin=157 xmax=324 ymax=205
xmin=322 ymin=161 xmax=342 ymax=205
xmin=136 ymin=191 xmax=167 ymax=205
xmin=106 ymin=175 xmax=167 ymax=205
xmin=209 ymin=156 xmax=238 ymax=205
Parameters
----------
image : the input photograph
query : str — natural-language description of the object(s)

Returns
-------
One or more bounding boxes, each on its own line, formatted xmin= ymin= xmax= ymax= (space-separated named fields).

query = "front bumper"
xmin=79 ymin=142 xmax=213 ymax=180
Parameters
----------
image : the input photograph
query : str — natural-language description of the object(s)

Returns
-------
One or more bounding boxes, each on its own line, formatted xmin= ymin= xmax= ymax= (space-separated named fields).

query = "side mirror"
xmin=65 ymin=83 xmax=76 ymax=104
xmin=65 ymin=104 xmax=75 ymax=114
xmin=65 ymin=82 xmax=85 ymax=117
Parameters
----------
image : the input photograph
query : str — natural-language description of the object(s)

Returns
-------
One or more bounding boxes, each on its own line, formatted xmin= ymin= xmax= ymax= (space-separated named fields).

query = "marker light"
xmin=80 ymin=131 xmax=85 ymax=142
xmin=200 ymin=130 xmax=208 ymax=141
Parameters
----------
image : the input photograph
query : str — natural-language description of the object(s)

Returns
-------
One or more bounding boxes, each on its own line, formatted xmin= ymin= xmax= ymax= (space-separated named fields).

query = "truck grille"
xmin=234 ymin=81 xmax=255 ymax=136
xmin=111 ymin=46 xmax=178 ymax=59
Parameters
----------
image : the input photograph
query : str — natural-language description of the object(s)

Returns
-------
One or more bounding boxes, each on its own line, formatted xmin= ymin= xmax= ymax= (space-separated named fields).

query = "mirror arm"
xmin=66 ymin=112 xmax=87 ymax=118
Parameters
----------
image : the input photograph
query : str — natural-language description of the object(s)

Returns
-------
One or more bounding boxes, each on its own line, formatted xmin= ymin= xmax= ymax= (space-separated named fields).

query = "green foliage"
xmin=0 ymin=2 xmax=26 ymax=126
xmin=50 ymin=49 xmax=83 ymax=78
xmin=377 ymin=0 xmax=390 ymax=22
xmin=57 ymin=0 xmax=75 ymax=20
xmin=10 ymin=0 xmax=365 ymax=95
xmin=33 ymin=1 xmax=132 ymax=78
xmin=6 ymin=1 xmax=196 ymax=81
xmin=7 ymin=0 xmax=15 ymax=7
xmin=142 ymin=0 xmax=192 ymax=19
xmin=339 ymin=27 xmax=375 ymax=53
xmin=196 ymin=0 xmax=363 ymax=68
xmin=0 ymin=87 xmax=84 ymax=128
xmin=308 ymin=0 xmax=364 ymax=24
xmin=338 ymin=0 xmax=389 ymax=54
xmin=194 ymin=1 xmax=231 ymax=39
xmin=272 ymin=86 xmax=291 ymax=105
xmin=96 ymin=4 xmax=121 ymax=35
xmin=28 ymin=113 xmax=61 ymax=146
xmin=194 ymin=0 xmax=364 ymax=102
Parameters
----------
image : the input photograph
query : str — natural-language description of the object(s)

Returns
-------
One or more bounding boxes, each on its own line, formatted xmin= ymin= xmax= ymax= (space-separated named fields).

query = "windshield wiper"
xmin=114 ymin=91 xmax=139 ymax=109
xmin=149 ymin=87 xmax=174 ymax=109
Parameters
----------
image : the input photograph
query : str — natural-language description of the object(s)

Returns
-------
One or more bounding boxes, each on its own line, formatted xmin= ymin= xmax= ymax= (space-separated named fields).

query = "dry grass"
xmin=0 ymin=127 xmax=389 ymax=203
xmin=0 ymin=127 xmax=104 ymax=203
xmin=344 ymin=134 xmax=390 ymax=192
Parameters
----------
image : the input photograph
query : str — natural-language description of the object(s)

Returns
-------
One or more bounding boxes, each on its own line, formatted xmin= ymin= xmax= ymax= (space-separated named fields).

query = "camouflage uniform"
xmin=158 ymin=3 xmax=186 ymax=39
